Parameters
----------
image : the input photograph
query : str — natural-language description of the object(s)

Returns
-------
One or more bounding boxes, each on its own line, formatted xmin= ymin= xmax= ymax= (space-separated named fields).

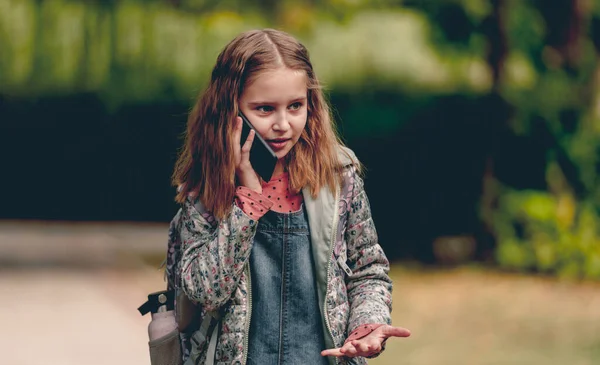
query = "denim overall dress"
xmin=246 ymin=206 xmax=330 ymax=365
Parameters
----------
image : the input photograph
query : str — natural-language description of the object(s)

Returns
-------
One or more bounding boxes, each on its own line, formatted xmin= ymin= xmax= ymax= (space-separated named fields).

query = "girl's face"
xmin=239 ymin=67 xmax=308 ymax=164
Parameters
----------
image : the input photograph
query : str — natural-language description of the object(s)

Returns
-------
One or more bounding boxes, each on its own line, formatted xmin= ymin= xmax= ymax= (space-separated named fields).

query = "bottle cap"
xmin=137 ymin=290 xmax=175 ymax=315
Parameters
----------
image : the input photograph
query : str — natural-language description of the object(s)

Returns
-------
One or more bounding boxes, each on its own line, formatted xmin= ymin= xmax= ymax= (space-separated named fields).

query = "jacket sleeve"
xmin=344 ymin=167 xmax=393 ymax=333
xmin=178 ymin=196 xmax=258 ymax=311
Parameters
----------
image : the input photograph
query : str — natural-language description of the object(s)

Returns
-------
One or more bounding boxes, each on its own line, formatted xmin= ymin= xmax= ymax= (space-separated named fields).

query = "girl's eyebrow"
xmin=247 ymin=96 xmax=307 ymax=106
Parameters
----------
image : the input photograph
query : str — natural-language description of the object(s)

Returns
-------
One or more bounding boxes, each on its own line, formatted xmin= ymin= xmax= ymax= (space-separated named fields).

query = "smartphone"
xmin=238 ymin=111 xmax=278 ymax=182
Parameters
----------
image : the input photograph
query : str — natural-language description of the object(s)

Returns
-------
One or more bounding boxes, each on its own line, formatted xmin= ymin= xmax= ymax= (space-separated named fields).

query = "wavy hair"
xmin=172 ymin=29 xmax=355 ymax=219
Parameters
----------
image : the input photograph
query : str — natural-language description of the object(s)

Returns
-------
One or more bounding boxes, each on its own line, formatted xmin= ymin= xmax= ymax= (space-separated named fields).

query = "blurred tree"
xmin=1 ymin=0 xmax=599 ymax=277
xmin=483 ymin=0 xmax=507 ymax=88
xmin=483 ymin=0 xmax=600 ymax=279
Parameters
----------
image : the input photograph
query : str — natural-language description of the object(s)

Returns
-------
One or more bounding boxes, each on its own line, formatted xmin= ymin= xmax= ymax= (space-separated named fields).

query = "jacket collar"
xmin=301 ymin=145 xmax=357 ymax=351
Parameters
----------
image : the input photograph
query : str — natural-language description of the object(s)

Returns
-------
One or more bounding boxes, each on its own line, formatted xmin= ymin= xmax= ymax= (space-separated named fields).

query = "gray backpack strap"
xmin=205 ymin=312 xmax=221 ymax=365
xmin=186 ymin=310 xmax=221 ymax=365
xmin=198 ymin=310 xmax=221 ymax=343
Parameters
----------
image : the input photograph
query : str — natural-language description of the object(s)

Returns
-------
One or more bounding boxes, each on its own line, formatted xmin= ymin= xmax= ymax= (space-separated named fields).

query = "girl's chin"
xmin=274 ymin=149 xmax=291 ymax=160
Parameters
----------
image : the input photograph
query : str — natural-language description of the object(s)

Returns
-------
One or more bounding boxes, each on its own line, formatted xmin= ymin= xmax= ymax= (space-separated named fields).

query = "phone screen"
xmin=238 ymin=111 xmax=278 ymax=182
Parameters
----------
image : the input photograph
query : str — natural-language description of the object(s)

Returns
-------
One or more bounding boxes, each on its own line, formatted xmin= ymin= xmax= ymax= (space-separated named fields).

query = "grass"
xmin=5 ymin=221 xmax=598 ymax=364
xmin=126 ymin=254 xmax=600 ymax=365
xmin=370 ymin=264 xmax=600 ymax=365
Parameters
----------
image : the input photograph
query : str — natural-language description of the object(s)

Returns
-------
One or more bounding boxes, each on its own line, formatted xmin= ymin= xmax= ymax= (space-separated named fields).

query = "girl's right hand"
xmin=234 ymin=116 xmax=262 ymax=193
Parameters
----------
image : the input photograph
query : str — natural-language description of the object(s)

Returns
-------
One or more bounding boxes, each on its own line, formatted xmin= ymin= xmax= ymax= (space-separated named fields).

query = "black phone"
xmin=238 ymin=111 xmax=278 ymax=182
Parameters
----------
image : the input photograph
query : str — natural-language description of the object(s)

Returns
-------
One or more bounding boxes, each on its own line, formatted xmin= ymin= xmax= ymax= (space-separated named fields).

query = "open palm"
xmin=321 ymin=325 xmax=411 ymax=358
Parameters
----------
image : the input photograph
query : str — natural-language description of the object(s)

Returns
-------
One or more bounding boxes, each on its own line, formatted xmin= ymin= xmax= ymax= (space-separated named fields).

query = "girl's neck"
xmin=272 ymin=158 xmax=286 ymax=176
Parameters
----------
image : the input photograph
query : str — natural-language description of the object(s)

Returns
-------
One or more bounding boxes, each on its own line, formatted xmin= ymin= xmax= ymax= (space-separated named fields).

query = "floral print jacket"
xmin=165 ymin=147 xmax=393 ymax=365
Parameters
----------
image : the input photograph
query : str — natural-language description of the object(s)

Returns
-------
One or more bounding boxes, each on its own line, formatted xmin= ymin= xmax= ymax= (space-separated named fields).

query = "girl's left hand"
xmin=321 ymin=325 xmax=411 ymax=358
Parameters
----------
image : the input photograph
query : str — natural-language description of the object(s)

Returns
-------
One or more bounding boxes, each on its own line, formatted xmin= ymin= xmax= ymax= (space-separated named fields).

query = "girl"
xmin=166 ymin=28 xmax=410 ymax=365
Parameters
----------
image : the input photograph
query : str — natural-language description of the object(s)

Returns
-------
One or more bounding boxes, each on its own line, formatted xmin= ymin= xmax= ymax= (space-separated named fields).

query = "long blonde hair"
xmin=172 ymin=29 xmax=350 ymax=219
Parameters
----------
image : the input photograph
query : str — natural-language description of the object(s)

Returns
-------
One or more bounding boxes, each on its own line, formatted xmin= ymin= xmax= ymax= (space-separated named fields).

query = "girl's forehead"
xmin=242 ymin=68 xmax=307 ymax=101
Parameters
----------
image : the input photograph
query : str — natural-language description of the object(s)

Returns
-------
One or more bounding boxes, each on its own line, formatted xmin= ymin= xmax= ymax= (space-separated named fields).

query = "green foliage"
xmin=0 ymin=0 xmax=490 ymax=108
xmin=479 ymin=1 xmax=600 ymax=281
xmin=491 ymin=188 xmax=600 ymax=279
xmin=1 ymin=0 xmax=600 ymax=279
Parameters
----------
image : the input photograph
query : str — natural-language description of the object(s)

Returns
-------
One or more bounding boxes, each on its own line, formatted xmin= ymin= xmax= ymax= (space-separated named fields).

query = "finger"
xmin=320 ymin=348 xmax=344 ymax=357
xmin=340 ymin=341 xmax=356 ymax=353
xmin=233 ymin=117 xmax=242 ymax=160
xmin=234 ymin=116 xmax=243 ymax=142
xmin=366 ymin=337 xmax=382 ymax=353
xmin=341 ymin=342 xmax=357 ymax=357
xmin=380 ymin=325 xmax=411 ymax=338
xmin=350 ymin=340 xmax=372 ymax=355
xmin=353 ymin=338 xmax=381 ymax=355
xmin=240 ymin=129 xmax=255 ymax=160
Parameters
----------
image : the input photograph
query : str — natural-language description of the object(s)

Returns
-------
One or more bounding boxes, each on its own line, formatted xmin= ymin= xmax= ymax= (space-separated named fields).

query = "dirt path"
xmin=2 ymin=266 xmax=598 ymax=365
xmin=373 ymin=266 xmax=600 ymax=365
xmin=1 ymin=220 xmax=598 ymax=364
xmin=0 ymin=267 xmax=164 ymax=365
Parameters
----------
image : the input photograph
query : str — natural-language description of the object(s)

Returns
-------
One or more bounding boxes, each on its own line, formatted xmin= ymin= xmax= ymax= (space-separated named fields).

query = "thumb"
xmin=380 ymin=325 xmax=411 ymax=338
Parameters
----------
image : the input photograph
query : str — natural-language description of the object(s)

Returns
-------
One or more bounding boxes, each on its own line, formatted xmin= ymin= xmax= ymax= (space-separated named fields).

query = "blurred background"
xmin=1 ymin=0 xmax=600 ymax=364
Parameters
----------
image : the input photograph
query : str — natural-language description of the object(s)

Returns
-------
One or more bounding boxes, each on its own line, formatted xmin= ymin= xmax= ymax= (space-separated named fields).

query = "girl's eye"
xmin=257 ymin=105 xmax=274 ymax=113
xmin=289 ymin=102 xmax=303 ymax=110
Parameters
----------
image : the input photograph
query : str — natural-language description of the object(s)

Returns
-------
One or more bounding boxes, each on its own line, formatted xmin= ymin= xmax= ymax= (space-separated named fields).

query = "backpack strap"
xmin=199 ymin=311 xmax=221 ymax=365
xmin=186 ymin=310 xmax=222 ymax=365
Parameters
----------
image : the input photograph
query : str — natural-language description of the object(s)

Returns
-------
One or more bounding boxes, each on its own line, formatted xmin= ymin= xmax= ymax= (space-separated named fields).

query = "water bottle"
xmin=138 ymin=290 xmax=178 ymax=340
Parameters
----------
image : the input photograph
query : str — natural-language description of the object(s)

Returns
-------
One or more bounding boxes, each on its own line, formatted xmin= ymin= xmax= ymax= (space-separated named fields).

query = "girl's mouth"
xmin=267 ymin=138 xmax=290 ymax=150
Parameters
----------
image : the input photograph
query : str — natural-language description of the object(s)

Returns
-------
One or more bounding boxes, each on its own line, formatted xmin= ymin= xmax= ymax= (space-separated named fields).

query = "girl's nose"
xmin=272 ymin=112 xmax=291 ymax=131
